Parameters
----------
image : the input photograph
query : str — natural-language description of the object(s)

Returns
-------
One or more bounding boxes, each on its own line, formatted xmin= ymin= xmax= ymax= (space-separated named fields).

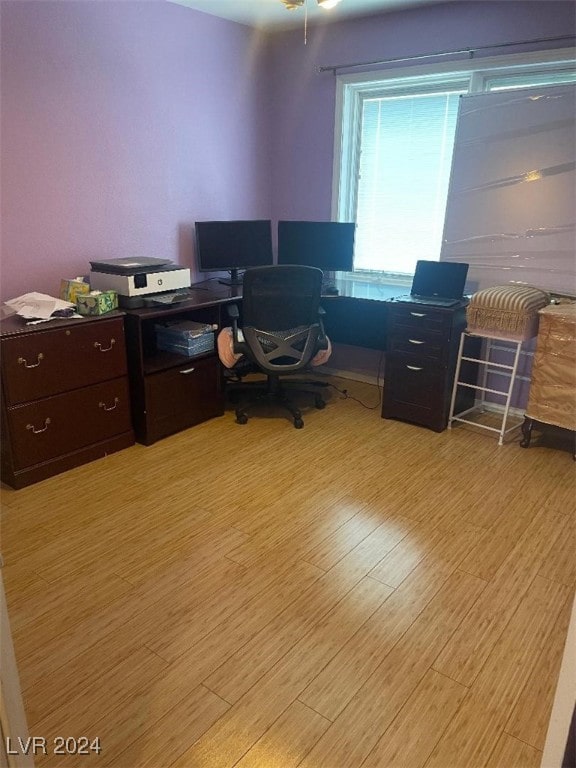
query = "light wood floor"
xmin=1 ymin=377 xmax=574 ymax=768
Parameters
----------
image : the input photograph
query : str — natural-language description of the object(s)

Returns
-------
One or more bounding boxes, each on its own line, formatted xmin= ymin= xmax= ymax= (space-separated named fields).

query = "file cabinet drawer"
xmin=143 ymin=356 xmax=224 ymax=444
xmin=1 ymin=317 xmax=127 ymax=406
xmin=7 ymin=377 xmax=132 ymax=470
xmin=389 ymin=305 xmax=452 ymax=334
xmin=384 ymin=355 xmax=444 ymax=404
xmin=388 ymin=332 xmax=446 ymax=362
xmin=382 ymin=355 xmax=446 ymax=431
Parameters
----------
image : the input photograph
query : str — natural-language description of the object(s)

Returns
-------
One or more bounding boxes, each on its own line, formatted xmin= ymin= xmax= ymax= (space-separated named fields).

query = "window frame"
xmin=332 ymin=48 xmax=576 ymax=278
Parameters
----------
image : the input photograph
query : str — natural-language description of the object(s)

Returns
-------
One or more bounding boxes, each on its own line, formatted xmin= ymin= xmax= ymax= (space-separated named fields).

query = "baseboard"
xmin=319 ymin=367 xmax=380 ymax=386
xmin=316 ymin=373 xmax=526 ymax=414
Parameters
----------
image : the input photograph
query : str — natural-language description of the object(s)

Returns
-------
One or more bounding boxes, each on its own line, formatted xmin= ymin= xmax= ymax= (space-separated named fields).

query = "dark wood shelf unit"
xmin=124 ymin=297 xmax=228 ymax=445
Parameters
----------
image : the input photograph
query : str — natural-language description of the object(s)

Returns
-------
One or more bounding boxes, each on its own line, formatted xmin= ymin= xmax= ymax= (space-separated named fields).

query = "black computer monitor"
xmin=277 ymin=221 xmax=356 ymax=272
xmin=195 ymin=220 xmax=273 ymax=285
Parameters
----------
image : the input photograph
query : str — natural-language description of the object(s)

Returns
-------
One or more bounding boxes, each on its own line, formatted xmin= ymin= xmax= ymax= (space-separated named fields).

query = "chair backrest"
xmin=241 ymin=265 xmax=323 ymax=332
xmin=240 ymin=265 xmax=325 ymax=373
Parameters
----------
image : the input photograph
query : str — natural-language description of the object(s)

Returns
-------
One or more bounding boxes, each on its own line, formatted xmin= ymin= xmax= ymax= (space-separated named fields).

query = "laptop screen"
xmin=411 ymin=260 xmax=469 ymax=299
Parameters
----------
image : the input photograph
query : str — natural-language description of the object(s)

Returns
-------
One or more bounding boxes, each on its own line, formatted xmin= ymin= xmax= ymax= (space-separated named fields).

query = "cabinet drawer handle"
xmin=99 ymin=397 xmax=119 ymax=411
xmin=410 ymin=312 xmax=427 ymax=318
xmin=179 ymin=367 xmax=196 ymax=374
xmin=18 ymin=353 xmax=44 ymax=369
xmin=94 ymin=339 xmax=116 ymax=352
xmin=408 ymin=339 xmax=425 ymax=345
xmin=26 ymin=417 xmax=51 ymax=434
xmin=406 ymin=365 xmax=424 ymax=371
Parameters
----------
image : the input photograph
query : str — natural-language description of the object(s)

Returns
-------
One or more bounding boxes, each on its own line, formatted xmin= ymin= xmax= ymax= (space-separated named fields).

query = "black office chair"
xmin=224 ymin=265 xmax=329 ymax=428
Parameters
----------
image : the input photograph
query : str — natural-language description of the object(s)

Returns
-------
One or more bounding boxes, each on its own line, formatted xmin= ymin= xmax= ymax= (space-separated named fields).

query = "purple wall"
xmin=268 ymin=0 xmax=576 ymax=223
xmin=1 ymin=0 xmax=574 ymax=303
xmin=1 ymin=1 xmax=272 ymax=301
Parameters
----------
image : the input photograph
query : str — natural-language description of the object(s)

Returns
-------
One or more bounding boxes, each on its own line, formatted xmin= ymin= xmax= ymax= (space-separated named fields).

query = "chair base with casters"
xmin=228 ymin=372 xmax=326 ymax=429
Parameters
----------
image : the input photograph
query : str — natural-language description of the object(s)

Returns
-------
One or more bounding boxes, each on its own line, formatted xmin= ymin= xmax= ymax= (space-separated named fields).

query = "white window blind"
xmin=355 ymin=90 xmax=462 ymax=275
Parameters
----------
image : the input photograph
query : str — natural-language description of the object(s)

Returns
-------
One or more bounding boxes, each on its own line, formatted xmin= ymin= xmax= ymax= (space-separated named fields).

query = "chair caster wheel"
xmin=315 ymin=396 xmax=326 ymax=409
xmin=236 ymin=413 xmax=248 ymax=425
xmin=294 ymin=418 xmax=304 ymax=429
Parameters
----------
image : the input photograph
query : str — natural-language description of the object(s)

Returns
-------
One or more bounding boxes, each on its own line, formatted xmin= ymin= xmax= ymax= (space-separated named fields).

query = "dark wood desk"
xmin=123 ymin=277 xmax=394 ymax=443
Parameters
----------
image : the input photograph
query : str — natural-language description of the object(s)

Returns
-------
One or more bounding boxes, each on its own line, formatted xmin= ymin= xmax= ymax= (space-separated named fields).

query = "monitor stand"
xmin=218 ymin=269 xmax=242 ymax=287
xmin=321 ymin=270 xmax=338 ymax=295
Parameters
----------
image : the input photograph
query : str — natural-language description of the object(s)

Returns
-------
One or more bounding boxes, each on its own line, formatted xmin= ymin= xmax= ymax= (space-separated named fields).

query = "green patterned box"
xmin=76 ymin=291 xmax=118 ymax=315
xmin=60 ymin=278 xmax=90 ymax=304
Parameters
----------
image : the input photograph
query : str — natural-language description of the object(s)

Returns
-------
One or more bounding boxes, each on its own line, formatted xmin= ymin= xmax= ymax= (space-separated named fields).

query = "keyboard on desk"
xmin=144 ymin=290 xmax=192 ymax=306
xmin=399 ymin=294 xmax=460 ymax=308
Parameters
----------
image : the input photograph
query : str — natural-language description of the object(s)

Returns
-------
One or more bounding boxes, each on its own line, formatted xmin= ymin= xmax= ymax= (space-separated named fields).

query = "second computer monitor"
xmin=195 ymin=219 xmax=273 ymax=285
xmin=277 ymin=221 xmax=355 ymax=272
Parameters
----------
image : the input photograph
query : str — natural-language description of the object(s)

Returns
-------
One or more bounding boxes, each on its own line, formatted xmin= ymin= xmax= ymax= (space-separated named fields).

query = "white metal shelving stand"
xmin=448 ymin=331 xmax=524 ymax=445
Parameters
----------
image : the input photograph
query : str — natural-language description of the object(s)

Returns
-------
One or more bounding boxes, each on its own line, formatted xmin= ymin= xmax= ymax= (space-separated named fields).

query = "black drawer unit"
xmin=382 ymin=300 xmax=479 ymax=432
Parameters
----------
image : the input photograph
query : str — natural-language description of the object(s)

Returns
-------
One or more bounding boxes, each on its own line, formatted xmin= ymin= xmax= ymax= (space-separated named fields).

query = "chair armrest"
xmin=227 ymin=303 xmax=240 ymax=320
xmin=317 ymin=306 xmax=329 ymax=350
xmin=227 ymin=302 xmax=248 ymax=354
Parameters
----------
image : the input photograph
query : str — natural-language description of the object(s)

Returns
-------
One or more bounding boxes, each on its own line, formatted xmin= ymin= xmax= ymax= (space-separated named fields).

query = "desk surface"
xmin=186 ymin=276 xmax=405 ymax=304
xmin=0 ymin=309 xmax=126 ymax=338
xmin=333 ymin=274 xmax=409 ymax=302
xmin=125 ymin=281 xmax=241 ymax=319
xmin=126 ymin=275 xmax=401 ymax=313
xmin=125 ymin=277 xmax=398 ymax=350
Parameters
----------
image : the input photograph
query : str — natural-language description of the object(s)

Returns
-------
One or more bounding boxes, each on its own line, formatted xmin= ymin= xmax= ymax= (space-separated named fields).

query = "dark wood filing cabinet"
xmin=124 ymin=299 xmax=226 ymax=445
xmin=0 ymin=313 xmax=134 ymax=489
xmin=382 ymin=300 xmax=478 ymax=432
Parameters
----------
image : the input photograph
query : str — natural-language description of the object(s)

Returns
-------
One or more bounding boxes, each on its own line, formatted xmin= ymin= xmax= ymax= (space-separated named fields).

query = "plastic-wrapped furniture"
xmin=520 ymin=302 xmax=576 ymax=457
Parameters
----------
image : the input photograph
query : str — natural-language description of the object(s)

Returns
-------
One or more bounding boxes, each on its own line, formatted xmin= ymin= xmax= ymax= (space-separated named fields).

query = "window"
xmin=355 ymin=88 xmax=463 ymax=275
xmin=334 ymin=50 xmax=576 ymax=278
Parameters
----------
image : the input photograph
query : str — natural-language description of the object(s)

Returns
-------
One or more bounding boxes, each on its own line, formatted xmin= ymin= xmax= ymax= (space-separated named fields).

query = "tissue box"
xmin=60 ymin=278 xmax=90 ymax=304
xmin=76 ymin=291 xmax=118 ymax=316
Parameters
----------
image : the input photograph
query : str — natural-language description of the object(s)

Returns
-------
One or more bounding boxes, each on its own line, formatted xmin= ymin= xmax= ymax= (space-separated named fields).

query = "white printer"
xmin=89 ymin=258 xmax=191 ymax=308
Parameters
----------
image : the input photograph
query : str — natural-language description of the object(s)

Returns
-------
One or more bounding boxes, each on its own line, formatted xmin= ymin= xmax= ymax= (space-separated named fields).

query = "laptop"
xmin=397 ymin=260 xmax=469 ymax=307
